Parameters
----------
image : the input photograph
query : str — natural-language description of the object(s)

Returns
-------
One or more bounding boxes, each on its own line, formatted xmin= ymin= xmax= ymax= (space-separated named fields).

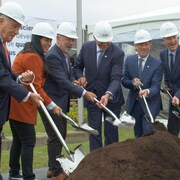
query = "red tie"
xmin=3 ymin=41 xmax=10 ymax=64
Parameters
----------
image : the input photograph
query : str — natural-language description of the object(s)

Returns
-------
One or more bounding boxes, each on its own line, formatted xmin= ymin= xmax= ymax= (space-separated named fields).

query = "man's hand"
xmin=132 ymin=78 xmax=143 ymax=87
xmin=20 ymin=70 xmax=34 ymax=82
xmin=52 ymin=105 xmax=62 ymax=116
xmin=73 ymin=80 xmax=81 ymax=86
xmin=172 ymin=96 xmax=180 ymax=106
xmin=28 ymin=93 xmax=43 ymax=107
xmin=99 ymin=93 xmax=111 ymax=107
xmin=94 ymin=94 xmax=111 ymax=109
xmin=139 ymin=89 xmax=149 ymax=98
xmin=84 ymin=91 xmax=96 ymax=103
xmin=78 ymin=77 xmax=87 ymax=87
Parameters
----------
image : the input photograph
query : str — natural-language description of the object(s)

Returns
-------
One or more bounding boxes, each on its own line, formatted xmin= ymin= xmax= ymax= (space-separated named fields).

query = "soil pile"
xmin=67 ymin=129 xmax=180 ymax=180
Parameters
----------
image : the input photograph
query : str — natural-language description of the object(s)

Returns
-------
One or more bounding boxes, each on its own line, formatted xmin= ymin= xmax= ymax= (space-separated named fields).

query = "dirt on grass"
xmin=67 ymin=121 xmax=180 ymax=180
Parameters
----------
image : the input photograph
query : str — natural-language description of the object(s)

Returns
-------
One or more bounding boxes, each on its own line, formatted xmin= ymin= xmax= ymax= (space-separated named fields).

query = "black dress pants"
xmin=9 ymin=120 xmax=36 ymax=180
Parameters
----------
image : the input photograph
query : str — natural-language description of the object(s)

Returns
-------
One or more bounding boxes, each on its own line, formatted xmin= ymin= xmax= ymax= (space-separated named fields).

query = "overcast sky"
xmin=3 ymin=0 xmax=180 ymax=26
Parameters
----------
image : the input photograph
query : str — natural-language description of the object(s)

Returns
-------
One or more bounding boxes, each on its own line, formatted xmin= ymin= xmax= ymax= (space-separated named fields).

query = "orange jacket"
xmin=9 ymin=52 xmax=52 ymax=125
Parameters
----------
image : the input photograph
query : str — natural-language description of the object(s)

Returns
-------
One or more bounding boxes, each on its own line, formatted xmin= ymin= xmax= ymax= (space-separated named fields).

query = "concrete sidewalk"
xmin=2 ymin=168 xmax=50 ymax=180
xmin=2 ymin=130 xmax=89 ymax=151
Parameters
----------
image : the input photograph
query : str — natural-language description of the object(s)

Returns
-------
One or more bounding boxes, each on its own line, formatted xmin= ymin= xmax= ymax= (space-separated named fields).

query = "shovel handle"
xmin=29 ymin=83 xmax=73 ymax=160
xmin=161 ymin=89 xmax=180 ymax=113
xmin=138 ymin=86 xmax=154 ymax=123
xmin=61 ymin=112 xmax=79 ymax=127
xmin=94 ymin=98 xmax=120 ymax=121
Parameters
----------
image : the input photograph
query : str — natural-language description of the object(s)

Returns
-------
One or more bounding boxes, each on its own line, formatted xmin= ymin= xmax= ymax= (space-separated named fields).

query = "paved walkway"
xmin=2 ymin=168 xmax=49 ymax=180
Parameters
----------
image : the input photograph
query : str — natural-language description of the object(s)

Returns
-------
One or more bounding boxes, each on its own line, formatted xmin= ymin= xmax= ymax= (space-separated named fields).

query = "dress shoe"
xmin=51 ymin=172 xmax=67 ymax=180
xmin=9 ymin=173 xmax=23 ymax=180
xmin=47 ymin=170 xmax=53 ymax=178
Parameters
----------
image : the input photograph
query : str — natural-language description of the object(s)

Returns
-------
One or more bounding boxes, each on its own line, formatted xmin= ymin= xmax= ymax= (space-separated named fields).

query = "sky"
xmin=2 ymin=0 xmax=180 ymax=26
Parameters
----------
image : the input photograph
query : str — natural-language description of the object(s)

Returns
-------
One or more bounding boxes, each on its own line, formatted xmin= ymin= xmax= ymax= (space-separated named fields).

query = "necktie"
xmin=97 ymin=50 xmax=104 ymax=68
xmin=169 ymin=53 xmax=174 ymax=73
xmin=65 ymin=56 xmax=70 ymax=72
xmin=3 ymin=41 xmax=10 ymax=64
xmin=138 ymin=58 xmax=144 ymax=78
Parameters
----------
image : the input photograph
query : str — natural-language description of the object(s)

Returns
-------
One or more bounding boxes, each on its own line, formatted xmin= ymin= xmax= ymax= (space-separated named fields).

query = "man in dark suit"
xmin=40 ymin=22 xmax=96 ymax=180
xmin=0 ymin=1 xmax=42 ymax=172
xmin=160 ymin=22 xmax=180 ymax=136
xmin=73 ymin=21 xmax=124 ymax=151
xmin=122 ymin=29 xmax=163 ymax=138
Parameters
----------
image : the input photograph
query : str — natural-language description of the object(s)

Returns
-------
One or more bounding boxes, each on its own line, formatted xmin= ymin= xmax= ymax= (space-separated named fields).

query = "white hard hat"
xmin=32 ymin=22 xmax=55 ymax=39
xmin=93 ymin=21 xmax=113 ymax=42
xmin=56 ymin=22 xmax=78 ymax=39
xmin=0 ymin=2 xmax=25 ymax=25
xmin=160 ymin=22 xmax=178 ymax=38
xmin=134 ymin=29 xmax=152 ymax=44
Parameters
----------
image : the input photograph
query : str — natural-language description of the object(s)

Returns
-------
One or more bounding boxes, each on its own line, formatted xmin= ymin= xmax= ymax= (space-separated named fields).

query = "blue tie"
xmin=138 ymin=58 xmax=144 ymax=78
xmin=97 ymin=50 xmax=104 ymax=68
xmin=169 ymin=53 xmax=174 ymax=73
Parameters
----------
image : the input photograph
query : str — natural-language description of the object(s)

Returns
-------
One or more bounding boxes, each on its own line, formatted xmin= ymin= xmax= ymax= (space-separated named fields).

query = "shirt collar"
xmin=96 ymin=45 xmax=101 ymax=52
xmin=168 ymin=50 xmax=176 ymax=56
xmin=138 ymin=54 xmax=149 ymax=62
xmin=0 ymin=35 xmax=3 ymax=43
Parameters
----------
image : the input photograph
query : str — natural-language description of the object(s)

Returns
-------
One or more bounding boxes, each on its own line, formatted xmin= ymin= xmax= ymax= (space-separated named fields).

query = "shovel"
xmin=94 ymin=98 xmax=122 ymax=127
xmin=138 ymin=86 xmax=156 ymax=131
xmin=61 ymin=112 xmax=99 ymax=135
xmin=19 ymin=73 xmax=85 ymax=175
xmin=160 ymin=88 xmax=180 ymax=118
xmin=93 ymin=98 xmax=135 ymax=127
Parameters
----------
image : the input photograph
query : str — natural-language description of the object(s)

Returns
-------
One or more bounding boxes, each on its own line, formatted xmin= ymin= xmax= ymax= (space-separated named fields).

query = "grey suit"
xmin=39 ymin=43 xmax=84 ymax=176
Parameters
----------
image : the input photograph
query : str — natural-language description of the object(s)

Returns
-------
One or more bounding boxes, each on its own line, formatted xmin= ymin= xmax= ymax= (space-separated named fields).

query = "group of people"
xmin=123 ymin=22 xmax=180 ymax=138
xmin=0 ymin=1 xmax=180 ymax=180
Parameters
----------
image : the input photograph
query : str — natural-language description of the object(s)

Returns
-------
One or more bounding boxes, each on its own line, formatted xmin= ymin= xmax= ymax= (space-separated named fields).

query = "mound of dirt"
xmin=67 ymin=130 xmax=180 ymax=180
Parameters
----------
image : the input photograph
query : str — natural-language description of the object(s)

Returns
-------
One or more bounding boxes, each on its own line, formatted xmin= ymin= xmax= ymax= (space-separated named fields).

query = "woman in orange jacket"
xmin=8 ymin=22 xmax=62 ymax=180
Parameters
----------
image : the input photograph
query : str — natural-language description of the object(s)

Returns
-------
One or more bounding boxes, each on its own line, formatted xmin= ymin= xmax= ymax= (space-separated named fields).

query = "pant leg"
xmin=142 ymin=115 xmax=154 ymax=135
xmin=130 ymin=101 xmax=144 ymax=138
xmin=0 ymin=126 xmax=2 ymax=165
xmin=104 ymin=109 xmax=119 ymax=146
xmin=9 ymin=120 xmax=21 ymax=177
xmin=87 ymin=104 xmax=102 ymax=152
xmin=168 ymin=105 xmax=180 ymax=136
xmin=39 ymin=108 xmax=67 ymax=176
xmin=9 ymin=120 xmax=36 ymax=180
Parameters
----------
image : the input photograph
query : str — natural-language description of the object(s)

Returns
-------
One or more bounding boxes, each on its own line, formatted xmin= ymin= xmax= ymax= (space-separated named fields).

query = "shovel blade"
xmin=56 ymin=144 xmax=85 ymax=176
xmin=120 ymin=111 xmax=135 ymax=124
xmin=79 ymin=123 xmax=99 ymax=135
xmin=105 ymin=116 xmax=122 ymax=127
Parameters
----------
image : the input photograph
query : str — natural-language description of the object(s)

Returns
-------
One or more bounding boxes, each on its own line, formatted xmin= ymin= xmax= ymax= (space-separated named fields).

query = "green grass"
xmin=1 ymin=111 xmax=134 ymax=173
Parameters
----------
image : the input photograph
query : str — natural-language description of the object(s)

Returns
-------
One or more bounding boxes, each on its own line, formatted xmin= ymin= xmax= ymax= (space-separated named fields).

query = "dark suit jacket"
xmin=122 ymin=54 xmax=163 ymax=118
xmin=160 ymin=46 xmax=180 ymax=98
xmin=43 ymin=44 xmax=84 ymax=113
xmin=73 ymin=41 xmax=124 ymax=110
xmin=0 ymin=40 xmax=28 ymax=126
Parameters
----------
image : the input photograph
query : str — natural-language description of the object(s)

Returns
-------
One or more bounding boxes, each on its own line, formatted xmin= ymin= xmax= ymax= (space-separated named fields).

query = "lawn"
xmin=1 ymin=110 xmax=134 ymax=173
